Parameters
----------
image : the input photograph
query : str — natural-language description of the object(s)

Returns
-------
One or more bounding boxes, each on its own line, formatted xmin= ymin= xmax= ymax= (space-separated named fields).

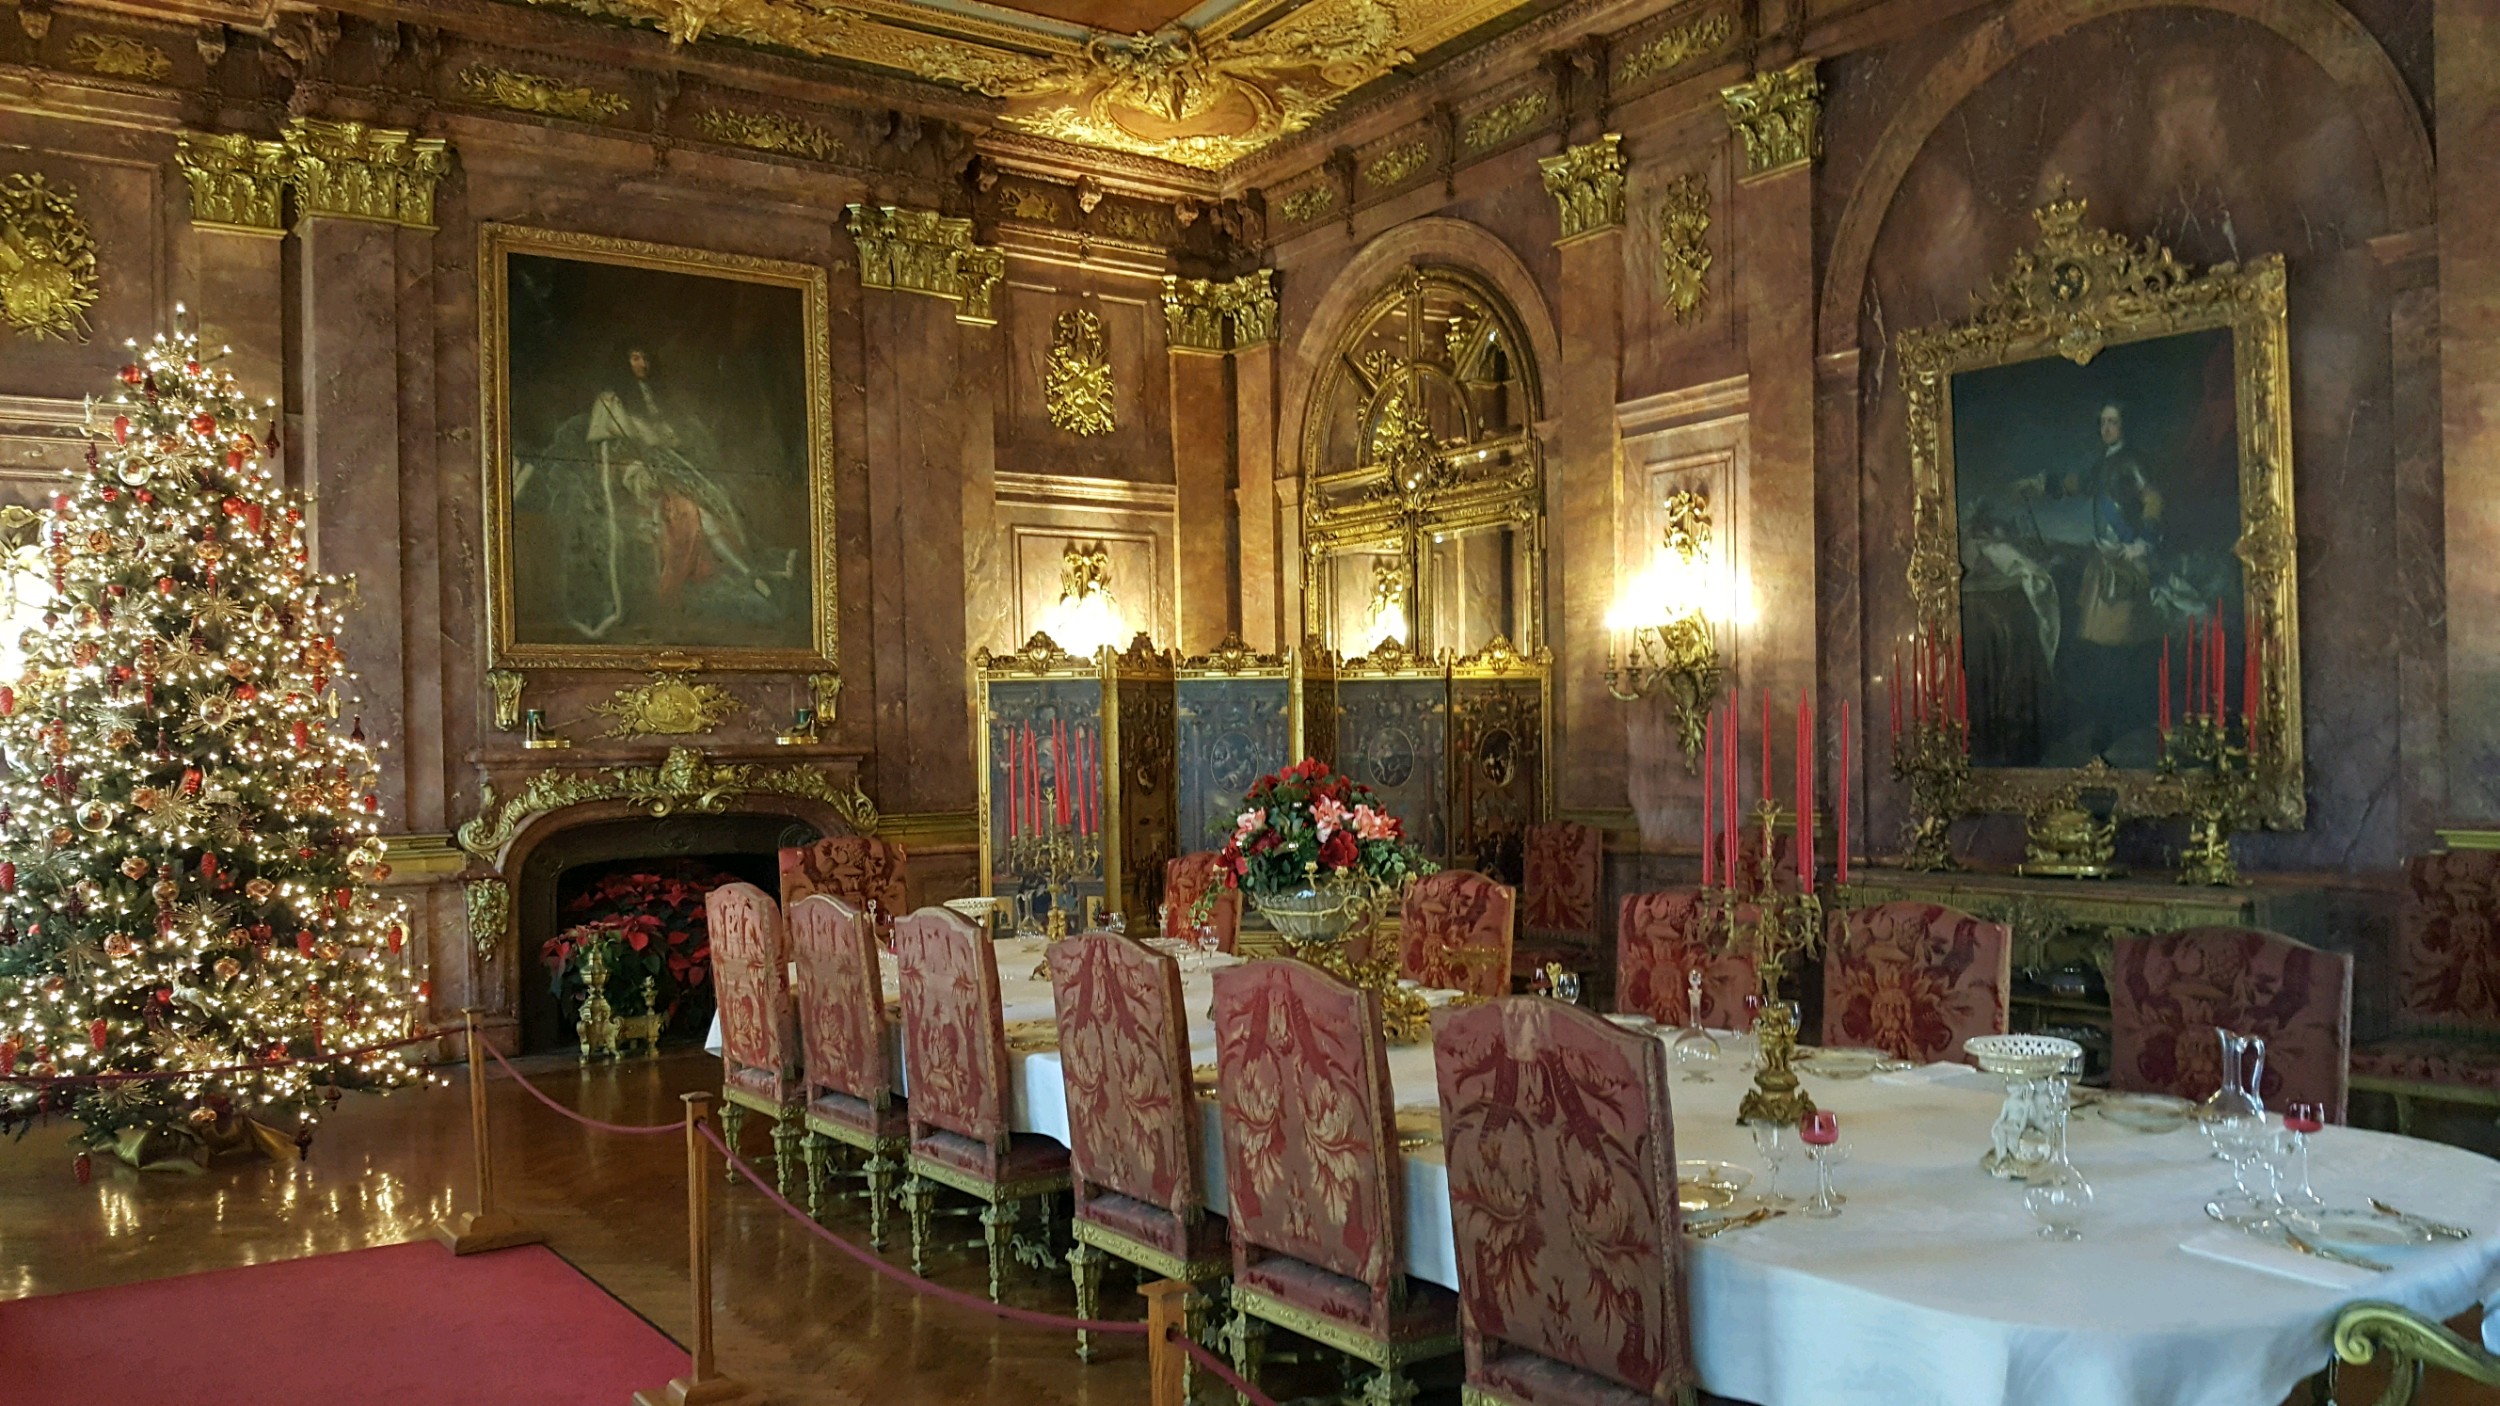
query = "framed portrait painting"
xmin=481 ymin=224 xmax=835 ymax=671
xmin=1900 ymin=196 xmax=2302 ymax=829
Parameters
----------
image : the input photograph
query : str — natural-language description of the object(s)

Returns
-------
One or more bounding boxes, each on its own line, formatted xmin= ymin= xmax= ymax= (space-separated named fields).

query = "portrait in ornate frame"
xmin=1900 ymin=195 xmax=2302 ymax=831
xmin=480 ymin=223 xmax=836 ymax=671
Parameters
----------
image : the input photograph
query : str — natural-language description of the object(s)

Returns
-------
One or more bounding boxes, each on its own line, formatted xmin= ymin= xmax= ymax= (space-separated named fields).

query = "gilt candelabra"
xmin=1724 ymin=802 xmax=1831 ymax=1127
xmin=1889 ymin=714 xmax=1968 ymax=872
xmin=2158 ymin=713 xmax=2253 ymax=888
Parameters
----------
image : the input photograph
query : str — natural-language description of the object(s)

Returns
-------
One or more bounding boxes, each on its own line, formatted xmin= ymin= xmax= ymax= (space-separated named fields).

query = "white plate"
xmin=2284 ymin=1207 xmax=2436 ymax=1248
xmin=2097 ymin=1092 xmax=2195 ymax=1133
xmin=1676 ymin=1159 xmax=1753 ymax=1213
xmin=1605 ymin=1013 xmax=1659 ymax=1032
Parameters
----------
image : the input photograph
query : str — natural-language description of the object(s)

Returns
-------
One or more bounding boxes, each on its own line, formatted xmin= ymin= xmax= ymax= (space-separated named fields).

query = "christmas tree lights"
xmin=0 ymin=316 xmax=428 ymax=1165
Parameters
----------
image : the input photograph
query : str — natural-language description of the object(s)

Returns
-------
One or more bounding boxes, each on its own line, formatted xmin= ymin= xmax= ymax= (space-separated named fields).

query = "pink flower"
xmin=1310 ymin=794 xmax=1350 ymax=839
xmin=1351 ymin=804 xmax=1398 ymax=842
xmin=1233 ymin=808 xmax=1267 ymax=842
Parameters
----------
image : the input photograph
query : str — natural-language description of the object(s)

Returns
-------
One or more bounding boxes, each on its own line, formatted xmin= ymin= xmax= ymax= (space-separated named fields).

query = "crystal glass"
xmin=1549 ymin=968 xmax=1583 ymax=1005
xmin=1799 ymin=1111 xmax=1843 ymax=1219
xmin=2022 ymin=1089 xmax=2094 ymax=1241
xmin=1671 ymin=969 xmax=1722 ymax=1081
xmin=2279 ymin=1102 xmax=2325 ymax=1207
xmin=1104 ymin=909 xmax=1126 ymax=935
xmin=1749 ymin=1120 xmax=1792 ymax=1208
xmin=2202 ymin=1027 xmax=2270 ymax=1164
xmin=1155 ymin=900 xmax=1171 ymax=937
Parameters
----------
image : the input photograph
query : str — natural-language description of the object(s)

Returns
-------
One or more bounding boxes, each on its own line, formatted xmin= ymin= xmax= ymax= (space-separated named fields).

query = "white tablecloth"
xmin=714 ymin=938 xmax=2500 ymax=1406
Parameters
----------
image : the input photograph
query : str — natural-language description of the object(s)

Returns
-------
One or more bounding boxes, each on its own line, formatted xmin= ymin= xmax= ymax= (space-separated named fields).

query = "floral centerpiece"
xmin=539 ymin=864 xmax=727 ymax=1037
xmin=1211 ymin=758 xmax=1434 ymax=917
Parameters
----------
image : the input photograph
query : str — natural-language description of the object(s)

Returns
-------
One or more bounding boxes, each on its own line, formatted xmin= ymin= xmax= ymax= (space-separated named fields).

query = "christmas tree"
xmin=0 ymin=319 xmax=427 ymax=1167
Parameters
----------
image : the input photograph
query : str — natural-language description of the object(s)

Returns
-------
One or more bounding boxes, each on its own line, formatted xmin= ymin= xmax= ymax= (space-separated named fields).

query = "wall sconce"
xmin=1605 ymin=490 xmax=1723 ymax=770
xmin=1037 ymin=539 xmax=1127 ymax=657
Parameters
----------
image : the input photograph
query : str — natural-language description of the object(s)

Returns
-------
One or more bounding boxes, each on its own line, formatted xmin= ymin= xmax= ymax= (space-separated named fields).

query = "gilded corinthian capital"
xmin=282 ymin=118 xmax=452 ymax=229
xmin=1538 ymin=133 xmax=1626 ymax=244
xmin=176 ymin=131 xmax=290 ymax=233
xmin=843 ymin=203 xmax=1002 ymax=324
xmin=1721 ymin=58 xmax=1823 ymax=178
xmin=1160 ymin=269 xmax=1277 ymax=352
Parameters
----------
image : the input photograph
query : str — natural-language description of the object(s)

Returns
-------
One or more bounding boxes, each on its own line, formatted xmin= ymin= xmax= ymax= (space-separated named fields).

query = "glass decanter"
xmin=2022 ymin=1085 xmax=2094 ymax=1241
xmin=1670 ymin=967 xmax=1722 ymax=1081
xmin=2202 ymin=1027 xmax=2271 ymax=1169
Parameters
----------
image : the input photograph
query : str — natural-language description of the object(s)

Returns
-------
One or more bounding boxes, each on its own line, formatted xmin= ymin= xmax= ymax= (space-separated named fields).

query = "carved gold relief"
xmin=808 ymin=671 xmax=842 ymax=723
xmin=456 ymin=746 xmax=879 ymax=858
xmin=1046 ymin=308 xmax=1116 ymax=438
xmin=845 ymin=203 xmax=1001 ymax=325
xmin=455 ymin=64 xmax=630 ymax=122
xmin=1160 ymin=269 xmax=1277 ymax=351
xmin=1363 ymin=138 xmax=1431 ymax=190
xmin=176 ymin=132 xmax=288 ymax=233
xmin=1656 ymin=171 xmax=1711 ymax=325
xmin=1460 ymin=90 xmax=1547 ymax=153
xmin=67 ymin=32 xmax=172 ymax=80
xmin=1614 ymin=9 xmax=1730 ymax=86
xmin=1091 ymin=204 xmax=1167 ymax=244
xmin=591 ymin=671 xmax=745 ymax=738
xmin=464 ymin=877 xmax=511 ymax=959
xmin=282 ymin=118 xmax=451 ymax=229
xmin=996 ymin=183 xmax=1062 ymax=223
xmin=1538 ymin=133 xmax=1625 ymax=243
xmin=1721 ymin=58 xmax=1822 ymax=178
xmin=0 ymin=173 xmax=100 ymax=341
xmin=693 ymin=108 xmax=845 ymax=162
xmin=487 ymin=670 xmax=528 ymax=731
xmin=1276 ymin=183 xmax=1336 ymax=227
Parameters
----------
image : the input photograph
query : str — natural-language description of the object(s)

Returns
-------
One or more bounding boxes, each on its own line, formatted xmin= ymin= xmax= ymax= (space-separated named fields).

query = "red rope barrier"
xmin=0 ymin=1027 xmax=443 ymax=1088
xmin=479 ymin=1042 xmax=682 ymax=1136
xmin=698 ymin=1120 xmax=1152 ymax=1338
xmin=1171 ymin=1324 xmax=1285 ymax=1406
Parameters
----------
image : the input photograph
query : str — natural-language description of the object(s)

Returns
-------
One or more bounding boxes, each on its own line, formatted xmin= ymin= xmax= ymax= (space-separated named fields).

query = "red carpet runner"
xmin=0 ymin=1239 xmax=687 ymax=1405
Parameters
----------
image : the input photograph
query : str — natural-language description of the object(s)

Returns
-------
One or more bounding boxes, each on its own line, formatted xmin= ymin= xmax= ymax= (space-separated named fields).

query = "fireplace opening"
xmin=514 ymin=812 xmax=821 ymax=1054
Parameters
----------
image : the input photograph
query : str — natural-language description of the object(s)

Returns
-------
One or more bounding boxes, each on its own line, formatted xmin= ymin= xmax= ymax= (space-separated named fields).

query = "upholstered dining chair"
xmin=780 ymin=834 xmax=910 ymax=944
xmin=706 ymin=880 xmax=803 ymax=1194
xmin=1400 ymin=870 xmax=1517 ymax=1000
xmin=1821 ymin=900 xmax=2011 ymax=1064
xmin=1517 ymin=821 xmax=1604 ymax=973
xmin=1615 ymin=890 xmax=1759 ymax=1029
xmin=1212 ymin=959 xmax=1460 ymax=1406
xmin=1161 ymin=851 xmax=1242 ymax=954
xmin=2352 ymin=850 xmax=2500 ymax=1132
xmin=790 ymin=893 xmax=907 ymax=1245
xmin=1047 ymin=932 xmax=1228 ymax=1368
xmin=1435 ymin=997 xmax=1697 ymax=1406
xmin=2110 ymin=926 xmax=2354 ymax=1122
xmin=894 ymin=905 xmax=1071 ymax=1300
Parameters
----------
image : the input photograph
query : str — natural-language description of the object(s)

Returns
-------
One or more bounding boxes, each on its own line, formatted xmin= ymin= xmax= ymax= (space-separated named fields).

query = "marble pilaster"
xmin=2439 ymin=0 xmax=2500 ymax=823
xmin=1545 ymin=135 xmax=1629 ymax=816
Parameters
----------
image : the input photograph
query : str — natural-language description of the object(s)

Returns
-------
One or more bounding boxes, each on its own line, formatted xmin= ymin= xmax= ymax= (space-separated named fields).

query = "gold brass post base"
xmin=434 ymin=1210 xmax=545 ymax=1256
xmin=632 ymin=1375 xmax=769 ymax=1406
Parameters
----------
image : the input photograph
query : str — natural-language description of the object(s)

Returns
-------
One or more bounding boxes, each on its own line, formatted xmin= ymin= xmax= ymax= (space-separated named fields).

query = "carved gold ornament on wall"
xmin=463 ymin=876 xmax=512 ymax=958
xmin=456 ymin=746 xmax=878 ymax=859
xmin=1614 ymin=8 xmax=1731 ymax=87
xmin=523 ymin=0 xmax=1530 ymax=171
xmin=1721 ymin=58 xmax=1822 ymax=177
xmin=1898 ymin=194 xmax=2301 ymax=829
xmin=1161 ymin=269 xmax=1276 ymax=351
xmin=1656 ymin=171 xmax=1711 ymax=324
xmin=67 ymin=32 xmax=173 ymax=80
xmin=283 ymin=118 xmax=452 ymax=229
xmin=693 ymin=108 xmax=846 ymax=162
xmin=177 ymin=132 xmax=289 ymax=233
xmin=1539 ymin=133 xmax=1625 ymax=243
xmin=590 ymin=671 xmax=746 ymax=738
xmin=1459 ymin=89 xmax=1548 ymax=154
xmin=455 ymin=64 xmax=631 ymax=123
xmin=846 ymin=204 xmax=1003 ymax=325
xmin=0 ymin=173 xmax=100 ymax=341
xmin=1045 ymin=308 xmax=1116 ymax=437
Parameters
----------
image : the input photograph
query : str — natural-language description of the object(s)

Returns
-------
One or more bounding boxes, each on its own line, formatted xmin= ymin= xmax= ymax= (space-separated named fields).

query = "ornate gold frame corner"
xmin=1898 ymin=195 xmax=2302 ymax=832
xmin=478 ymin=222 xmax=838 ymax=674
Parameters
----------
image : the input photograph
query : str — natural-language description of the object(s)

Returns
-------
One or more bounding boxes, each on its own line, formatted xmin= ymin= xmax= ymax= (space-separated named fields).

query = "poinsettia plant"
xmin=1212 ymin=758 xmax=1436 ymax=899
xmin=539 ymin=864 xmax=728 ymax=1028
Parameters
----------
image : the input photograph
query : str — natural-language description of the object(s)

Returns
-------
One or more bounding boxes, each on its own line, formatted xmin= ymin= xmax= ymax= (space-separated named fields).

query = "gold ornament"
xmin=108 ymin=727 xmax=137 ymax=750
xmin=133 ymin=786 xmax=163 ymax=812
xmin=196 ymin=541 xmax=225 ymax=565
xmin=245 ymin=877 xmax=276 ymax=902
xmin=1044 ymin=308 xmax=1115 ymax=437
xmin=48 ymin=826 xmax=73 ymax=848
xmin=85 ymin=529 xmax=113 ymax=554
xmin=213 ymin=956 xmax=241 ymax=981
xmin=103 ymin=931 xmax=135 ymax=959
xmin=76 ymin=801 xmax=119 ymax=832
xmin=314 ymin=940 xmax=343 ymax=961
xmin=588 ymin=671 xmax=745 ymax=739
xmin=120 ymin=856 xmax=150 ymax=880
xmin=0 ymin=173 xmax=102 ymax=339
xmin=152 ymin=878 xmax=180 ymax=905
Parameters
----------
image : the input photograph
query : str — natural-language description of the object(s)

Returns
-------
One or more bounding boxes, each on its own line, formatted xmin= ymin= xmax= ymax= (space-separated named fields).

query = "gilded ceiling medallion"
xmin=0 ymin=173 xmax=100 ymax=341
xmin=1045 ymin=308 xmax=1116 ymax=437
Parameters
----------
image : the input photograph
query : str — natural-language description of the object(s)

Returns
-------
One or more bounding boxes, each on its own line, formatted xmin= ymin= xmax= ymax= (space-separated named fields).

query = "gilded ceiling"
xmin=524 ymin=0 xmax=1535 ymax=170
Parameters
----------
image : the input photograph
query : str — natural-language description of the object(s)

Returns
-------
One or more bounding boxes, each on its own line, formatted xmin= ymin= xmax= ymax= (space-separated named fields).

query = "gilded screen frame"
xmin=1898 ymin=196 xmax=2302 ymax=829
xmin=480 ymin=222 xmax=838 ymax=672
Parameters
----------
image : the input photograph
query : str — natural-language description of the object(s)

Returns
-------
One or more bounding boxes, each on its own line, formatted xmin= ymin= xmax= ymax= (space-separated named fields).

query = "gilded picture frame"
xmin=1899 ymin=196 xmax=2302 ymax=829
xmin=480 ymin=223 xmax=836 ymax=671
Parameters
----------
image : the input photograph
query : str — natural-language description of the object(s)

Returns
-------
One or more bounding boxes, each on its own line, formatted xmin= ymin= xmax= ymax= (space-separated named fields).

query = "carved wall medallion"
xmin=67 ymin=32 xmax=172 ymax=80
xmin=1614 ymin=9 xmax=1731 ymax=87
xmin=176 ymin=132 xmax=288 ymax=233
xmin=1539 ymin=133 xmax=1626 ymax=243
xmin=1721 ymin=58 xmax=1823 ymax=177
xmin=692 ymin=108 xmax=846 ymax=162
xmin=0 ymin=173 xmax=100 ymax=341
xmin=1363 ymin=138 xmax=1432 ymax=191
xmin=1656 ymin=171 xmax=1711 ymax=325
xmin=463 ymin=876 xmax=511 ymax=958
xmin=455 ymin=64 xmax=630 ymax=123
xmin=456 ymin=746 xmax=879 ymax=858
xmin=1045 ymin=308 xmax=1116 ymax=437
xmin=1460 ymin=90 xmax=1548 ymax=154
xmin=1275 ymin=183 xmax=1337 ymax=227
xmin=590 ymin=672 xmax=745 ymax=738
xmin=283 ymin=118 xmax=452 ymax=229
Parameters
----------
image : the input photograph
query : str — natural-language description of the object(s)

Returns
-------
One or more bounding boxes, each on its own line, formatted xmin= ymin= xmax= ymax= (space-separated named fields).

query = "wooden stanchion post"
xmin=1142 ymin=1279 xmax=1189 ymax=1406
xmin=634 ymin=1092 xmax=764 ymax=1406
xmin=436 ymin=1007 xmax=545 ymax=1255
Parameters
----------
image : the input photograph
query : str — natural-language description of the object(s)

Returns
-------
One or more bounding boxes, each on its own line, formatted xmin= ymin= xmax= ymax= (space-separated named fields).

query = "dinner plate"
xmin=2283 ymin=1207 xmax=2436 ymax=1248
xmin=1797 ymin=1047 xmax=1889 ymax=1079
xmin=2097 ymin=1092 xmax=2195 ymax=1133
xmin=1604 ymin=1013 xmax=1659 ymax=1032
xmin=1676 ymin=1159 xmax=1753 ymax=1214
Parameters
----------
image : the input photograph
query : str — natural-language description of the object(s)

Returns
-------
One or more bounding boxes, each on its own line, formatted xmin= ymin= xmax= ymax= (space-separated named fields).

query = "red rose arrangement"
xmin=1211 ymin=758 xmax=1435 ymax=901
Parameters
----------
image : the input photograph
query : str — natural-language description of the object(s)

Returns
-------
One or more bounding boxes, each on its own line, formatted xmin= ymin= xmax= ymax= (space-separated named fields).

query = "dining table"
xmin=717 ymin=933 xmax=2500 ymax=1406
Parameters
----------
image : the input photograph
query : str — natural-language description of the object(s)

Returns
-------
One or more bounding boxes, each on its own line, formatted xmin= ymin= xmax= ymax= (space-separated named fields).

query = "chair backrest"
xmin=1401 ymin=870 xmax=1517 ymax=999
xmin=2110 ymin=925 xmax=2354 ymax=1121
xmin=1821 ymin=900 xmax=2010 ymax=1063
xmin=789 ymin=893 xmax=890 ymax=1110
xmin=1049 ymin=932 xmax=1203 ymax=1223
xmin=1520 ymin=821 xmax=1603 ymax=941
xmin=707 ymin=880 xmax=798 ymax=1099
xmin=1212 ymin=959 xmax=1403 ymax=1319
xmin=893 ymin=905 xmax=1012 ymax=1150
xmin=2396 ymin=850 xmax=2500 ymax=1036
xmin=1435 ymin=997 xmax=1692 ymax=1401
xmin=780 ymin=836 xmax=910 ymax=938
xmin=1162 ymin=851 xmax=1243 ymax=954
xmin=1615 ymin=890 xmax=1758 ymax=1029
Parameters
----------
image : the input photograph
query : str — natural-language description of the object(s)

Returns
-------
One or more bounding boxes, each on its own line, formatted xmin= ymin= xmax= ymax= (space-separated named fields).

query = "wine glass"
xmin=1671 ymin=968 xmax=1722 ymax=1081
xmin=1799 ymin=1111 xmax=1843 ymax=1218
xmin=1550 ymin=968 xmax=1583 ymax=1005
xmin=2279 ymin=1103 xmax=2325 ymax=1207
xmin=1749 ymin=1120 xmax=1793 ymax=1208
xmin=2022 ymin=1089 xmax=2094 ymax=1241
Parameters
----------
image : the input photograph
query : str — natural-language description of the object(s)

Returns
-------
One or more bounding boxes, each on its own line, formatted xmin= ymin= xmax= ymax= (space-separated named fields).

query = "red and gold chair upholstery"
xmin=2353 ymin=851 xmax=2500 ymax=1130
xmin=894 ymin=905 xmax=1070 ymax=1299
xmin=1821 ymin=901 xmax=2011 ymax=1065
xmin=1517 ymin=822 xmax=1604 ymax=973
xmin=1435 ymin=998 xmax=1696 ymax=1406
xmin=2111 ymin=926 xmax=2354 ymax=1122
xmin=1162 ymin=851 xmax=1242 ymax=955
xmin=1615 ymin=890 xmax=1758 ymax=1030
xmin=1212 ymin=959 xmax=1459 ymax=1403
xmin=707 ymin=880 xmax=804 ymax=1194
xmin=780 ymin=835 xmax=910 ymax=944
xmin=1048 ymin=932 xmax=1227 ymax=1365
xmin=790 ymin=893 xmax=907 ymax=1244
xmin=1400 ymin=870 xmax=1517 ymax=1001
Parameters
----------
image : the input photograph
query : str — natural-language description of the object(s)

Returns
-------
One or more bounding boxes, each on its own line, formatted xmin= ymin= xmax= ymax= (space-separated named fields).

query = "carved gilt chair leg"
xmin=801 ymin=1132 xmax=828 ymax=1219
xmin=770 ymin=1115 xmax=802 ymax=1198
xmin=864 ymin=1148 xmax=898 ymax=1250
xmin=903 ymin=1174 xmax=936 ymax=1276
xmin=980 ymin=1199 xmax=1017 ymax=1303
xmin=1180 ymin=1284 xmax=1214 ymax=1406
xmin=1361 ymin=1365 xmax=1418 ymax=1406
xmin=718 ymin=1101 xmax=746 ymax=1186
xmin=1067 ymin=1241 xmax=1107 ymax=1362
xmin=1224 ymin=1306 xmax=1267 ymax=1406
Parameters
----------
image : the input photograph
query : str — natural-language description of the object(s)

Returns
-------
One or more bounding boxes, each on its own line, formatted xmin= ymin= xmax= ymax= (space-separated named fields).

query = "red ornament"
xmin=189 ymin=412 xmax=217 ymax=435
xmin=417 ymin=980 xmax=433 ymax=1001
xmin=118 ymin=364 xmax=143 ymax=385
xmin=245 ymin=504 xmax=265 ymax=533
xmin=221 ymin=497 xmax=245 ymax=518
xmin=0 ymin=685 xmax=14 ymax=714
xmin=182 ymin=768 xmax=202 ymax=795
xmin=111 ymin=416 xmax=129 ymax=444
xmin=134 ymin=489 xmax=153 ymax=505
xmin=89 ymin=1018 xmax=107 ymax=1050
xmin=296 ymin=930 xmax=315 ymax=955
xmin=100 ymin=486 xmax=118 ymax=502
xmin=199 ymin=852 xmax=219 ymax=878
xmin=1 ymin=861 xmax=15 ymax=892
xmin=226 ymin=450 xmax=245 ymax=470
xmin=184 ymin=360 xmax=202 ymax=376
xmin=387 ymin=924 xmax=405 ymax=953
xmin=236 ymin=684 xmax=258 ymax=701
xmin=155 ymin=577 xmax=175 ymax=595
xmin=73 ymin=1154 xmax=91 ymax=1186
xmin=0 ymin=1038 xmax=15 ymax=1076
xmin=291 ymin=720 xmax=310 ymax=749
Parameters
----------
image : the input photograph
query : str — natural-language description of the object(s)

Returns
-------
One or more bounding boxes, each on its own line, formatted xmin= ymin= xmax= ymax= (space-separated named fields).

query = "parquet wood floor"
xmin=0 ymin=1049 xmax=2487 ymax=1405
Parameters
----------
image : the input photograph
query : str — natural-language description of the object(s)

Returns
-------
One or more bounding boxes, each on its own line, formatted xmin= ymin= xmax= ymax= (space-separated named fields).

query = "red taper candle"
xmin=1837 ymin=702 xmax=1852 ymax=886
xmin=1700 ymin=710 xmax=1717 ymax=889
